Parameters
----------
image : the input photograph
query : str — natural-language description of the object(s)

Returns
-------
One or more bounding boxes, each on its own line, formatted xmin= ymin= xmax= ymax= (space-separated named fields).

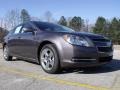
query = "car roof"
xmin=25 ymin=21 xmax=53 ymax=25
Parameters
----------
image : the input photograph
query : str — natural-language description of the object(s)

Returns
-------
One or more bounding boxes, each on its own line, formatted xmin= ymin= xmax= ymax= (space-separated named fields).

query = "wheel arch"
xmin=37 ymin=40 xmax=61 ymax=66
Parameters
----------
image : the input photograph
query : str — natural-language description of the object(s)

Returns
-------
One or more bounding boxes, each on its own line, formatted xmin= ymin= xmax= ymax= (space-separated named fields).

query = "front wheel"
xmin=3 ymin=46 xmax=12 ymax=61
xmin=40 ymin=44 xmax=60 ymax=74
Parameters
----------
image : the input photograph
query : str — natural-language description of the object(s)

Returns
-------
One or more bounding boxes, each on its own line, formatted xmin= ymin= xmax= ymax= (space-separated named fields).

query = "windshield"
xmin=35 ymin=22 xmax=74 ymax=32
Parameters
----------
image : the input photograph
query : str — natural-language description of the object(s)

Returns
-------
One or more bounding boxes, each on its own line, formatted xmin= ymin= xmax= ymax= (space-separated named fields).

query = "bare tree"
xmin=67 ymin=17 xmax=72 ymax=26
xmin=0 ymin=17 xmax=7 ymax=29
xmin=4 ymin=9 xmax=20 ymax=30
xmin=0 ymin=18 xmax=4 ymax=28
xmin=31 ymin=16 xmax=41 ymax=21
xmin=44 ymin=11 xmax=52 ymax=22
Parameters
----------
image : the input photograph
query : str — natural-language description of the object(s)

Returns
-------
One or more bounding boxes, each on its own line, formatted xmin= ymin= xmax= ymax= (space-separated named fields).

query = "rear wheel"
xmin=3 ymin=46 xmax=12 ymax=61
xmin=40 ymin=44 xmax=60 ymax=74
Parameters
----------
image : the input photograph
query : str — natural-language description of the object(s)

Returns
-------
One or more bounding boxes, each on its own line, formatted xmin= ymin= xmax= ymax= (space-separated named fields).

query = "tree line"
xmin=93 ymin=17 xmax=120 ymax=44
xmin=0 ymin=9 xmax=120 ymax=44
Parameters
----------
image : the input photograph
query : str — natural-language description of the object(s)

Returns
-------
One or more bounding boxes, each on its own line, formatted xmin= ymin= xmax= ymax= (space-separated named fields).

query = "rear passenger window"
xmin=14 ymin=26 xmax=22 ymax=34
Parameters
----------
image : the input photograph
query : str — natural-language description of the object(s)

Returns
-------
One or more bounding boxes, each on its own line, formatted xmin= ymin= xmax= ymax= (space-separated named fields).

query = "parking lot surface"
xmin=0 ymin=49 xmax=120 ymax=90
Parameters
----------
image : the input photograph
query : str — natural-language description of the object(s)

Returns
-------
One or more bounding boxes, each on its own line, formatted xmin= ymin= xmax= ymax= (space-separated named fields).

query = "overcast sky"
xmin=0 ymin=0 xmax=119 ymax=23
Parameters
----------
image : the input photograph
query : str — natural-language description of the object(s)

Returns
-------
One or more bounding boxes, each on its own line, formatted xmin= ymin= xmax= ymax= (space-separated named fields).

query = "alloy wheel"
xmin=40 ymin=48 xmax=55 ymax=71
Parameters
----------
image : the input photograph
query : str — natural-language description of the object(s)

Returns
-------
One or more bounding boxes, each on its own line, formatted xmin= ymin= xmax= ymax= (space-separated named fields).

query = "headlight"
xmin=63 ymin=35 xmax=90 ymax=47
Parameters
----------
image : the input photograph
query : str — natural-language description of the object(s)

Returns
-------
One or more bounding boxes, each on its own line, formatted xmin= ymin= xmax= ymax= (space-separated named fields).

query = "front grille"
xmin=91 ymin=38 xmax=112 ymax=52
xmin=97 ymin=47 xmax=112 ymax=52
xmin=92 ymin=38 xmax=109 ymax=42
xmin=99 ymin=56 xmax=112 ymax=62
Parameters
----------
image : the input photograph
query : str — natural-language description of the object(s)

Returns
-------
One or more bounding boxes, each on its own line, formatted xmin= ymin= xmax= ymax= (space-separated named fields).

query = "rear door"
xmin=8 ymin=25 xmax=23 ymax=56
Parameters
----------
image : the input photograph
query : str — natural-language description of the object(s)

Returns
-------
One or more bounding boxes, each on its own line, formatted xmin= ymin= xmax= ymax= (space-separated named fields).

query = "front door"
xmin=18 ymin=24 xmax=38 ymax=60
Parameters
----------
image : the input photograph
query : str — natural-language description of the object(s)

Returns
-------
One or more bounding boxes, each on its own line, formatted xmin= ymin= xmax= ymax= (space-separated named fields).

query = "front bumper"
xmin=60 ymin=45 xmax=113 ymax=68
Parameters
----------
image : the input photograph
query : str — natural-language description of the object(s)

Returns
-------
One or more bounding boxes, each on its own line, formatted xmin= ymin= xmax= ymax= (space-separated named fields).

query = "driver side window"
xmin=21 ymin=27 xmax=28 ymax=33
xmin=21 ymin=24 xmax=34 ymax=34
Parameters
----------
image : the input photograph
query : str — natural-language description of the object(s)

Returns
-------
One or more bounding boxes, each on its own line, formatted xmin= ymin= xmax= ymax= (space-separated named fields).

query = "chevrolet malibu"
xmin=3 ymin=21 xmax=113 ymax=74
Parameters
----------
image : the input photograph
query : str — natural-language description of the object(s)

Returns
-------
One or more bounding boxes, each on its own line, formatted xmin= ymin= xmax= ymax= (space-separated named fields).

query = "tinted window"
xmin=21 ymin=28 xmax=27 ymax=33
xmin=21 ymin=24 xmax=33 ymax=33
xmin=14 ymin=26 xmax=22 ymax=34
xmin=35 ymin=22 xmax=74 ymax=32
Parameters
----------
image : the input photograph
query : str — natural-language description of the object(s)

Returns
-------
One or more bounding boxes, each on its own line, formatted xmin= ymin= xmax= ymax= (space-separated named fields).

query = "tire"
xmin=40 ymin=44 xmax=60 ymax=74
xmin=3 ymin=45 xmax=12 ymax=61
